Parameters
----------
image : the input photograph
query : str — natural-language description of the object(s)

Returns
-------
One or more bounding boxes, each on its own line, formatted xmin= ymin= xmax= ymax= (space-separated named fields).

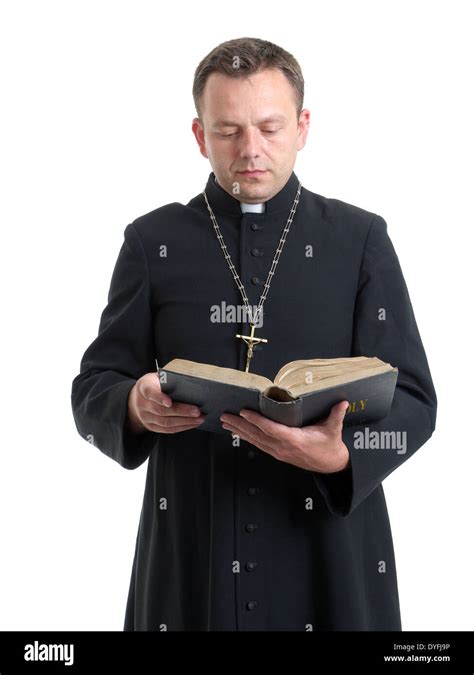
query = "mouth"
xmin=237 ymin=169 xmax=267 ymax=178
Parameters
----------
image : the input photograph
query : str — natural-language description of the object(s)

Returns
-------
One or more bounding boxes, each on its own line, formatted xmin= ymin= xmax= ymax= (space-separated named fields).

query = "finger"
xmin=237 ymin=409 xmax=294 ymax=442
xmin=323 ymin=400 xmax=350 ymax=433
xmin=140 ymin=412 xmax=206 ymax=428
xmin=222 ymin=424 xmax=281 ymax=460
xmin=147 ymin=420 xmax=205 ymax=434
xmin=221 ymin=418 xmax=279 ymax=451
xmin=139 ymin=378 xmax=173 ymax=408
xmin=143 ymin=400 xmax=202 ymax=418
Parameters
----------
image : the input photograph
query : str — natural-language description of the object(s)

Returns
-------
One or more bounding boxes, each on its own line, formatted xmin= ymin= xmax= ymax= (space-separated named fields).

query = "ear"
xmin=192 ymin=117 xmax=209 ymax=159
xmin=296 ymin=108 xmax=310 ymax=151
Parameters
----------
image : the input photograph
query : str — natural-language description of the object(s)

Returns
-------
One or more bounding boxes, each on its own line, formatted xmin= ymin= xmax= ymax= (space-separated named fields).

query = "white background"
xmin=1 ymin=0 xmax=472 ymax=631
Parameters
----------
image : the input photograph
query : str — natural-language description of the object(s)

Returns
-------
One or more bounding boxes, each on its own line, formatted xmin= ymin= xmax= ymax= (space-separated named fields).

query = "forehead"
xmin=201 ymin=69 xmax=295 ymax=119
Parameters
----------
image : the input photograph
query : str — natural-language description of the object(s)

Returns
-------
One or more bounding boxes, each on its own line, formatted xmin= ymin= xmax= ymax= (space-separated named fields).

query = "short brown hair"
xmin=192 ymin=37 xmax=304 ymax=121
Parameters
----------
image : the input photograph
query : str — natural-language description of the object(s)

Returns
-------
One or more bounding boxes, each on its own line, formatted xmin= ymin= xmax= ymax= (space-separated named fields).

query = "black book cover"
xmin=158 ymin=366 xmax=398 ymax=435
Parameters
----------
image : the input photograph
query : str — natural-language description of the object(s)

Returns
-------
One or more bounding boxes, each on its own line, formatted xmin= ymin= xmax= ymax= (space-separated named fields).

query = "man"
xmin=71 ymin=37 xmax=437 ymax=631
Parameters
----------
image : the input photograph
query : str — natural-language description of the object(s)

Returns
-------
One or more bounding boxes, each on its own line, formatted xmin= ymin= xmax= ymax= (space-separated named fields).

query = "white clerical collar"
xmin=213 ymin=175 xmax=266 ymax=213
xmin=240 ymin=202 xmax=265 ymax=213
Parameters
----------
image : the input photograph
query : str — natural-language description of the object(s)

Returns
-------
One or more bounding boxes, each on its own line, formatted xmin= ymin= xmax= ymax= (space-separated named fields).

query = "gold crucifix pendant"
xmin=235 ymin=323 xmax=268 ymax=372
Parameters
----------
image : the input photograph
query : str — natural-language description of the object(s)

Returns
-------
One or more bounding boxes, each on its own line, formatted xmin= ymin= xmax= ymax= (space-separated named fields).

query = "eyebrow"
xmin=213 ymin=115 xmax=287 ymax=128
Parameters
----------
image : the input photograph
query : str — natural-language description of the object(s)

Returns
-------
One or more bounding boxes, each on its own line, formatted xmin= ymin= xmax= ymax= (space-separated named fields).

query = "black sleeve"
xmin=312 ymin=215 xmax=437 ymax=516
xmin=71 ymin=222 xmax=158 ymax=470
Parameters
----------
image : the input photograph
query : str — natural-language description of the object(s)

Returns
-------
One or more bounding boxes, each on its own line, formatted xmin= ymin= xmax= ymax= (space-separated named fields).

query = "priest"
xmin=71 ymin=37 xmax=437 ymax=631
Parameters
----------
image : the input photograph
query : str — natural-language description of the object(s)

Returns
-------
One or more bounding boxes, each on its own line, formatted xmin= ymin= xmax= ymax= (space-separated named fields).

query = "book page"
xmin=274 ymin=356 xmax=394 ymax=394
xmin=274 ymin=356 xmax=374 ymax=384
xmin=162 ymin=359 xmax=273 ymax=391
xmin=286 ymin=364 xmax=395 ymax=396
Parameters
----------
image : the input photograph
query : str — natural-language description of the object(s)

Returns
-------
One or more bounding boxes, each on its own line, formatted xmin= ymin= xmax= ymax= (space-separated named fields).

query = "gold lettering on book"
xmin=345 ymin=399 xmax=368 ymax=414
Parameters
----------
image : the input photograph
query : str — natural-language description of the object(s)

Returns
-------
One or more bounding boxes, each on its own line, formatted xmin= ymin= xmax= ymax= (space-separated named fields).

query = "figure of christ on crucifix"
xmin=235 ymin=323 xmax=268 ymax=372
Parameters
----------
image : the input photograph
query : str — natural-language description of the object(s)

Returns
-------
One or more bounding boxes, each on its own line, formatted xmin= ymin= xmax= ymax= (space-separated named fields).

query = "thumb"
xmin=141 ymin=372 xmax=173 ymax=407
xmin=324 ymin=400 xmax=350 ymax=434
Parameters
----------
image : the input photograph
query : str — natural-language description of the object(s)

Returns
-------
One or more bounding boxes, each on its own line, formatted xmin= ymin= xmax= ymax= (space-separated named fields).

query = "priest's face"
xmin=192 ymin=68 xmax=310 ymax=204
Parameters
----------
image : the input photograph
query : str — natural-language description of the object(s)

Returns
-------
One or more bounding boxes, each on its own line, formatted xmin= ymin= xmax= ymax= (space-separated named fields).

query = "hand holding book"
xmin=126 ymin=372 xmax=206 ymax=435
xmin=220 ymin=399 xmax=352 ymax=473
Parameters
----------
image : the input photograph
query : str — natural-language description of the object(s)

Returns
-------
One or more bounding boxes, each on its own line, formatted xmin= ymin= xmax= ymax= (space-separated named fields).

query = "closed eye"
xmin=218 ymin=129 xmax=280 ymax=137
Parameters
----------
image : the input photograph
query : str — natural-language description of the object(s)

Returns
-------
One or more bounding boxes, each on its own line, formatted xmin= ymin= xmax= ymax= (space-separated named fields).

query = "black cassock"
xmin=71 ymin=171 xmax=437 ymax=631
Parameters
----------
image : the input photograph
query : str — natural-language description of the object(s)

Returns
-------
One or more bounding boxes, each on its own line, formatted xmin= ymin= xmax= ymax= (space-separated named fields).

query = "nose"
xmin=237 ymin=128 xmax=261 ymax=159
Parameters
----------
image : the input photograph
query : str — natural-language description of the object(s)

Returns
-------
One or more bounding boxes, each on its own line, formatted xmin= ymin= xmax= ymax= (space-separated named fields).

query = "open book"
xmin=158 ymin=356 xmax=398 ymax=434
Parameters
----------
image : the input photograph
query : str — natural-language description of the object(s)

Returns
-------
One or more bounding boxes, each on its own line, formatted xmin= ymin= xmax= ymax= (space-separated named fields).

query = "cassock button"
xmin=245 ymin=561 xmax=259 ymax=572
xmin=251 ymin=248 xmax=264 ymax=257
xmin=246 ymin=522 xmax=258 ymax=533
xmin=247 ymin=487 xmax=259 ymax=496
xmin=246 ymin=600 xmax=258 ymax=611
xmin=250 ymin=223 xmax=263 ymax=231
xmin=251 ymin=276 xmax=263 ymax=285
